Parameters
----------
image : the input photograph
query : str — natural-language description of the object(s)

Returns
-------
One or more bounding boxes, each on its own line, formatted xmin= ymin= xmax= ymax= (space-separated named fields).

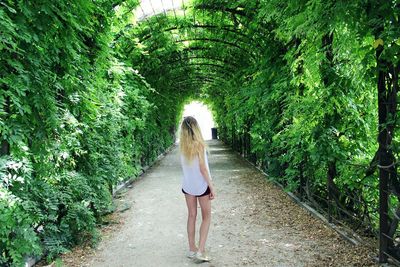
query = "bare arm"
xmin=199 ymin=146 xmax=215 ymax=199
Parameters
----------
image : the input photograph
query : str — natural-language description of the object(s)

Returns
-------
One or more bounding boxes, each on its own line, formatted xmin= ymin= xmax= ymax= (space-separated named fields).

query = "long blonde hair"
xmin=180 ymin=116 xmax=206 ymax=162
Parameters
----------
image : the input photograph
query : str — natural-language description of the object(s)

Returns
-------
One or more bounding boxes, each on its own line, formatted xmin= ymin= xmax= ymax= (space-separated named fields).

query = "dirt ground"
xmin=57 ymin=140 xmax=377 ymax=267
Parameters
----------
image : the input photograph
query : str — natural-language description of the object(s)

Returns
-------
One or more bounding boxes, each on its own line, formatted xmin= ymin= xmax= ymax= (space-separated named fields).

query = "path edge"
xmin=223 ymin=143 xmax=367 ymax=247
xmin=26 ymin=143 xmax=177 ymax=267
xmin=112 ymin=143 xmax=177 ymax=197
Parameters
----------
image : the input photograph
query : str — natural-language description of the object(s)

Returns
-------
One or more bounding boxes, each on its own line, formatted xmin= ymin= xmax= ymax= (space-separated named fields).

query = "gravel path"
xmin=65 ymin=140 xmax=376 ymax=267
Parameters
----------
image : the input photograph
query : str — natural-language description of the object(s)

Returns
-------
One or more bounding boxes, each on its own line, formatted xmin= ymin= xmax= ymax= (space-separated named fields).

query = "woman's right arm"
xmin=199 ymin=147 xmax=216 ymax=200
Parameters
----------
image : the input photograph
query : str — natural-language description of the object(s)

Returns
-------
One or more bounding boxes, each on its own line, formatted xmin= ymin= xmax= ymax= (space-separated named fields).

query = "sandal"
xmin=187 ymin=250 xmax=197 ymax=259
xmin=194 ymin=252 xmax=210 ymax=262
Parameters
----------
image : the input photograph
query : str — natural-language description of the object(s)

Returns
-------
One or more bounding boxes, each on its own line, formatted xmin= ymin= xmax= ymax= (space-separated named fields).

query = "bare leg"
xmin=185 ymin=194 xmax=198 ymax=252
xmin=198 ymin=195 xmax=211 ymax=253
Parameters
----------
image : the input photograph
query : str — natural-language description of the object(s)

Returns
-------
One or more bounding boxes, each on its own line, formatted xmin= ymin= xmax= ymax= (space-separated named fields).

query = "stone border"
xmin=112 ymin=143 xmax=177 ymax=197
xmin=230 ymin=147 xmax=368 ymax=247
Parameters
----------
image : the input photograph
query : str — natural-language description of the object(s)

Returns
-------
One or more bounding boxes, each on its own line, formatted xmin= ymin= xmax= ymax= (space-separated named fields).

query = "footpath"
xmin=63 ymin=140 xmax=375 ymax=267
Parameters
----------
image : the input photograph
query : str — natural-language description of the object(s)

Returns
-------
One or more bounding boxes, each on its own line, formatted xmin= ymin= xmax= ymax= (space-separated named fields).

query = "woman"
xmin=179 ymin=116 xmax=216 ymax=262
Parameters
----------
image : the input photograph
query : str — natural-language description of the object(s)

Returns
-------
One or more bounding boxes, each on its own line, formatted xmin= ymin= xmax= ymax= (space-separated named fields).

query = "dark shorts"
xmin=182 ymin=186 xmax=210 ymax=197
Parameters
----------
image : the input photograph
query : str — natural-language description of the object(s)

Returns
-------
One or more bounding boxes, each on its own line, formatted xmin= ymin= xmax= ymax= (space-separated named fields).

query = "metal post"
xmin=299 ymin=163 xmax=305 ymax=201
xmin=327 ymin=161 xmax=336 ymax=223
xmin=327 ymin=185 xmax=332 ymax=223
xmin=379 ymin=161 xmax=389 ymax=262
xmin=0 ymin=96 xmax=10 ymax=156
xmin=377 ymin=57 xmax=389 ymax=263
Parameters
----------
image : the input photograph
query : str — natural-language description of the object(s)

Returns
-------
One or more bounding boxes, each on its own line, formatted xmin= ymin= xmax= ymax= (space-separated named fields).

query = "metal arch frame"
xmin=177 ymin=77 xmax=220 ymax=83
xmin=169 ymin=62 xmax=234 ymax=77
xmin=174 ymin=77 xmax=224 ymax=87
xmin=144 ymin=0 xmax=186 ymax=45
xmin=147 ymin=37 xmax=256 ymax=60
xmin=138 ymin=51 xmax=248 ymax=88
xmin=134 ymin=0 xmax=182 ymax=60
xmin=150 ymin=28 xmax=263 ymax=57
xmin=138 ymin=24 xmax=263 ymax=49
xmin=146 ymin=36 xmax=250 ymax=53
xmin=178 ymin=63 xmax=233 ymax=76
xmin=169 ymin=72 xmax=229 ymax=84
xmin=193 ymin=3 xmax=251 ymax=19
xmin=132 ymin=0 xmax=231 ymax=92
xmin=165 ymin=55 xmax=240 ymax=69
xmin=138 ymin=23 xmax=262 ymax=56
xmin=144 ymin=63 xmax=235 ymax=79
xmin=144 ymin=56 xmax=237 ymax=73
xmin=193 ymin=2 xmax=271 ymax=32
xmin=129 ymin=0 xmax=268 ymax=74
xmin=135 ymin=2 xmax=252 ymax=22
xmin=135 ymin=42 xmax=252 ymax=72
xmin=172 ymin=80 xmax=222 ymax=91
xmin=132 ymin=0 xmax=271 ymax=47
xmin=172 ymin=79 xmax=226 ymax=90
xmin=131 ymin=0 xmax=259 ymax=90
xmin=134 ymin=3 xmax=267 ymax=51
xmin=198 ymin=3 xmax=273 ymax=51
xmin=142 ymin=64 xmax=234 ymax=82
xmin=134 ymin=4 xmax=262 ymax=38
xmin=148 ymin=45 xmax=249 ymax=69
xmin=163 ymin=61 xmax=235 ymax=72
xmin=171 ymin=76 xmax=228 ymax=92
xmin=191 ymin=1 xmax=272 ymax=32
xmin=215 ymin=4 xmax=238 ymax=73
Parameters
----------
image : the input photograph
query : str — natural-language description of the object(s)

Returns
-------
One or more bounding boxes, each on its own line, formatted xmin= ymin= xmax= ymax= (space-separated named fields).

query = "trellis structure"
xmin=121 ymin=0 xmax=400 ymax=264
xmin=1 ymin=0 xmax=399 ymax=265
xmin=128 ymin=0 xmax=262 ymax=88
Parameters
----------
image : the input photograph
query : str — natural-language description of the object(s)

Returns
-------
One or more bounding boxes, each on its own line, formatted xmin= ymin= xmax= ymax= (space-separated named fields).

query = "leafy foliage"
xmin=0 ymin=1 xmax=180 ymax=265
xmin=1 ymin=0 xmax=399 ymax=265
xmin=130 ymin=0 xmax=399 ymax=245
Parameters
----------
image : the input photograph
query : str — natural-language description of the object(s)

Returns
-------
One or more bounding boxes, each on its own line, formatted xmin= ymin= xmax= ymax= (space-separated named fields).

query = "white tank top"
xmin=180 ymin=149 xmax=211 ymax=196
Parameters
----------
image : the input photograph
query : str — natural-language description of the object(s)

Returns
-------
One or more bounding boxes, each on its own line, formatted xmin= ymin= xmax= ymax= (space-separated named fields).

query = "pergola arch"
xmin=169 ymin=72 xmax=229 ymax=84
xmin=114 ymin=1 xmax=397 ymax=264
xmin=174 ymin=77 xmax=225 ymax=87
xmin=128 ymin=0 xmax=264 ymax=92
xmin=147 ymin=38 xmax=257 ymax=60
xmin=165 ymin=55 xmax=240 ymax=68
xmin=138 ymin=24 xmax=265 ymax=51
xmin=144 ymin=45 xmax=250 ymax=69
xmin=161 ymin=64 xmax=235 ymax=79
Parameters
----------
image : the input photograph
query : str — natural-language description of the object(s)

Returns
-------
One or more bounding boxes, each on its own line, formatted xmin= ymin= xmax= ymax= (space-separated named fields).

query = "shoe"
xmin=194 ymin=252 xmax=210 ymax=262
xmin=187 ymin=250 xmax=197 ymax=259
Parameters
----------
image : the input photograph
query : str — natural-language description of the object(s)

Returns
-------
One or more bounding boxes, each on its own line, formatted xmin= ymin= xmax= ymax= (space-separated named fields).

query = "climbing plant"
xmin=198 ymin=0 xmax=398 ymax=261
xmin=1 ymin=0 xmax=399 ymax=265
xmin=129 ymin=0 xmax=399 ymax=262
xmin=0 ymin=1 xmax=182 ymax=265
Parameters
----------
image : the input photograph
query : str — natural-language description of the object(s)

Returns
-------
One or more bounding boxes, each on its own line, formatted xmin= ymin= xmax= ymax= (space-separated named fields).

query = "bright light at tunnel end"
xmin=177 ymin=101 xmax=215 ymax=141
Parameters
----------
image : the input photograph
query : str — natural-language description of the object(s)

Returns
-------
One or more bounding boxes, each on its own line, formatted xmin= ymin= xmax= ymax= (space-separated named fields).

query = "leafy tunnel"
xmin=1 ymin=0 xmax=399 ymax=265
